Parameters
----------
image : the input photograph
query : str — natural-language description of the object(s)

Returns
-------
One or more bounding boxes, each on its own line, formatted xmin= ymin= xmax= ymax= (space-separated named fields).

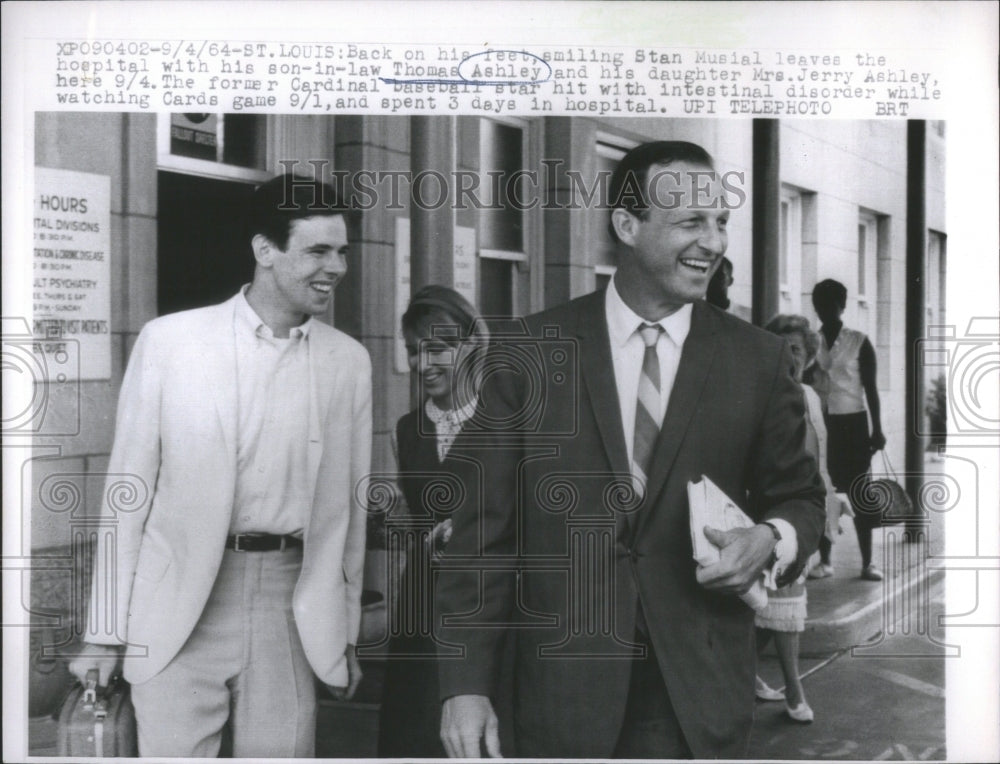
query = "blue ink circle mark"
xmin=379 ymin=49 xmax=552 ymax=87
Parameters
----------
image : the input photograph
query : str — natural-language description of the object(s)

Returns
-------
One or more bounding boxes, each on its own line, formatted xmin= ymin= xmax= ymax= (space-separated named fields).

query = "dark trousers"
xmin=614 ymin=632 xmax=692 ymax=759
xmin=818 ymin=534 xmax=832 ymax=564
xmin=828 ymin=411 xmax=877 ymax=568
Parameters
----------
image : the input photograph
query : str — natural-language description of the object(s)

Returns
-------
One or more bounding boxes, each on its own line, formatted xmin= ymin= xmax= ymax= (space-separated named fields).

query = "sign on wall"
xmin=169 ymin=113 xmax=219 ymax=161
xmin=394 ymin=219 xmax=478 ymax=374
xmin=453 ymin=226 xmax=477 ymax=309
xmin=32 ymin=167 xmax=112 ymax=381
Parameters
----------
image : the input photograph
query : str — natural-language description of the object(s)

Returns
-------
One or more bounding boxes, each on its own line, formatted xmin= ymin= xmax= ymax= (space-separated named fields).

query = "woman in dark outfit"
xmin=377 ymin=286 xmax=488 ymax=757
xmin=809 ymin=279 xmax=887 ymax=581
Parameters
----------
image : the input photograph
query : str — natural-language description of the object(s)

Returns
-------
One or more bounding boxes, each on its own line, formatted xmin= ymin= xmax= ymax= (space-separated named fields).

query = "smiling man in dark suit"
xmin=435 ymin=141 xmax=826 ymax=758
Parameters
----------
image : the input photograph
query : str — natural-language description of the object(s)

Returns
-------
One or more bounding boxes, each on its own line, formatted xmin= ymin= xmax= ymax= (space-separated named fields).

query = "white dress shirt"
xmin=605 ymin=277 xmax=692 ymax=466
xmin=604 ymin=279 xmax=797 ymax=571
xmin=231 ymin=287 xmax=313 ymax=536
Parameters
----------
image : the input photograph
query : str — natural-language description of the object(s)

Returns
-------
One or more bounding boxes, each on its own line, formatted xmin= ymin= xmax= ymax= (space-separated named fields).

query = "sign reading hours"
xmin=33 ymin=167 xmax=112 ymax=381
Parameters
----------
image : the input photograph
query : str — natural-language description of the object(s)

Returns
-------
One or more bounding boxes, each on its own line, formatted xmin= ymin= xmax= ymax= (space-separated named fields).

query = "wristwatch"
xmin=762 ymin=521 xmax=782 ymax=543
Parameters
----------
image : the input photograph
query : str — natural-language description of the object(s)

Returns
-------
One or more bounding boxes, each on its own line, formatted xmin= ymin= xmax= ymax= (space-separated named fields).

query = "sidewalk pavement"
xmin=799 ymin=454 xmax=946 ymax=657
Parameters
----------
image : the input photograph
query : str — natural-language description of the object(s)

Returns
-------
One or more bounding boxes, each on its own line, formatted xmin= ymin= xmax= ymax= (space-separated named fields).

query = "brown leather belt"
xmin=226 ymin=533 xmax=303 ymax=552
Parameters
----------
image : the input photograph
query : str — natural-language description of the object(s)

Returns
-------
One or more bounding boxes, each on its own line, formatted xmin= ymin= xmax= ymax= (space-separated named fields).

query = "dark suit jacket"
xmin=435 ymin=292 xmax=826 ymax=758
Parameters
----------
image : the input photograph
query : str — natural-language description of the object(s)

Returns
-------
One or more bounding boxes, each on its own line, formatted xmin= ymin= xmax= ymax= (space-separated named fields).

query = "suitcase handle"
xmin=83 ymin=669 xmax=99 ymax=707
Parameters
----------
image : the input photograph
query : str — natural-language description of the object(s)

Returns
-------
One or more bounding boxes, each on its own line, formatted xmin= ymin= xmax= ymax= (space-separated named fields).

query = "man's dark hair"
xmin=811 ymin=278 xmax=848 ymax=312
xmin=607 ymin=141 xmax=715 ymax=244
xmin=248 ymin=173 xmax=352 ymax=251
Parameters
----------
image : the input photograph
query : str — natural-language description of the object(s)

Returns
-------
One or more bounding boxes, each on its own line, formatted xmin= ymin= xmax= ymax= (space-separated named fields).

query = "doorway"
xmin=157 ymin=172 xmax=256 ymax=316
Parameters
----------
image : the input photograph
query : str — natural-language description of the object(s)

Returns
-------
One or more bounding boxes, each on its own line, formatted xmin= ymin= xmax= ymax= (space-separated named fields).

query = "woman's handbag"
xmin=855 ymin=450 xmax=914 ymax=525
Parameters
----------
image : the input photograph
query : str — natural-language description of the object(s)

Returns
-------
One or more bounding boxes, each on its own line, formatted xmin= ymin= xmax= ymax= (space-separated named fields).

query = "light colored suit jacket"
xmin=86 ymin=295 xmax=372 ymax=687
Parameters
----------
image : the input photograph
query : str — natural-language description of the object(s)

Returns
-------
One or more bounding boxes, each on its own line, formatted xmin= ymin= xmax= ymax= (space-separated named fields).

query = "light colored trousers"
xmin=130 ymin=546 xmax=316 ymax=757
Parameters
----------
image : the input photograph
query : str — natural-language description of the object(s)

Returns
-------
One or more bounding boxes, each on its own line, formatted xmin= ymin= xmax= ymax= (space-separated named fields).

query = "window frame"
xmin=157 ymin=113 xmax=273 ymax=182
xmin=477 ymin=116 xmax=541 ymax=314
xmin=857 ymin=211 xmax=878 ymax=304
xmin=591 ymin=134 xmax=638 ymax=287
xmin=779 ymin=188 xmax=802 ymax=297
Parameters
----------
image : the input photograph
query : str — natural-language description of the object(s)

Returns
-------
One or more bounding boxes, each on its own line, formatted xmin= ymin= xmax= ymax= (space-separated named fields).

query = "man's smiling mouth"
xmin=679 ymin=258 xmax=712 ymax=274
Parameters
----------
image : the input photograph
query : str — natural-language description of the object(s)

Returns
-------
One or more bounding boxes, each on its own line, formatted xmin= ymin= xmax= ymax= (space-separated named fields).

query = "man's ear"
xmin=610 ymin=208 xmax=640 ymax=248
xmin=251 ymin=234 xmax=277 ymax=267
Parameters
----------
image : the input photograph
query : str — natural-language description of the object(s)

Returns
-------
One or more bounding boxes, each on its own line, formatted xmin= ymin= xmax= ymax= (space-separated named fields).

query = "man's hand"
xmin=696 ymin=525 xmax=776 ymax=594
xmin=68 ymin=643 xmax=123 ymax=687
xmin=440 ymin=694 xmax=502 ymax=758
xmin=327 ymin=644 xmax=363 ymax=701
xmin=430 ymin=518 xmax=453 ymax=559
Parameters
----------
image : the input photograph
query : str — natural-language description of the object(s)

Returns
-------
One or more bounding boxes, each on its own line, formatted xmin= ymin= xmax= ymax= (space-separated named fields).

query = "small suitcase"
xmin=57 ymin=669 xmax=138 ymax=757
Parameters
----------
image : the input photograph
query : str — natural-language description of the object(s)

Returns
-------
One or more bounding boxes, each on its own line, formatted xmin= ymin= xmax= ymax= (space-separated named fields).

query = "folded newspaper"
xmin=688 ymin=476 xmax=768 ymax=611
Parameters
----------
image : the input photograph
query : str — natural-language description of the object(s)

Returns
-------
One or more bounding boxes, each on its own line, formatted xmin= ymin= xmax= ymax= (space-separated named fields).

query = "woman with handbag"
xmin=809 ymin=279 xmax=887 ymax=581
xmin=377 ymin=285 xmax=489 ymax=757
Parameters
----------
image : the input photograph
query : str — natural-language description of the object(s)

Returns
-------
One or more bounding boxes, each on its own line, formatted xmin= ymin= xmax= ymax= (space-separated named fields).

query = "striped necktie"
xmin=632 ymin=323 xmax=664 ymax=496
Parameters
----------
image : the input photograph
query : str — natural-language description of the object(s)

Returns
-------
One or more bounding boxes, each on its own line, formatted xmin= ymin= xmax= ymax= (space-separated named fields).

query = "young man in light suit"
xmin=436 ymin=142 xmax=826 ymax=758
xmin=69 ymin=174 xmax=372 ymax=757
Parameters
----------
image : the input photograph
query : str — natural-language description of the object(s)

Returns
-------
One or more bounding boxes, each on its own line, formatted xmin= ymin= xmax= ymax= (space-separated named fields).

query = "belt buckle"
xmin=232 ymin=533 xmax=255 ymax=552
xmin=277 ymin=535 xmax=286 ymax=552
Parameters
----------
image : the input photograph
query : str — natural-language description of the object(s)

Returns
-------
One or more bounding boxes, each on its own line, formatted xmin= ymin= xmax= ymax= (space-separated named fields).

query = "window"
xmin=479 ymin=119 xmax=525 ymax=257
xmin=158 ymin=113 xmax=271 ymax=182
xmin=779 ymin=188 xmax=803 ymax=312
xmin=479 ymin=257 xmax=514 ymax=317
xmin=858 ymin=212 xmax=878 ymax=302
xmin=478 ymin=118 xmax=528 ymax=317
xmin=856 ymin=211 xmax=882 ymax=341
xmin=927 ymin=231 xmax=947 ymax=327
xmin=591 ymin=135 xmax=637 ymax=292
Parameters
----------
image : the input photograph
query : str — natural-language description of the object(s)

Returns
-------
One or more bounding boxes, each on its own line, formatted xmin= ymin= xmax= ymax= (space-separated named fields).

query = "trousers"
xmin=613 ymin=628 xmax=692 ymax=759
xmin=130 ymin=546 xmax=316 ymax=757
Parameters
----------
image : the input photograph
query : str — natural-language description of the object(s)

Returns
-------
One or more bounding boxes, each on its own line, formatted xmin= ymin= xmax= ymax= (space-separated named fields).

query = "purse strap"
xmin=875 ymin=449 xmax=898 ymax=480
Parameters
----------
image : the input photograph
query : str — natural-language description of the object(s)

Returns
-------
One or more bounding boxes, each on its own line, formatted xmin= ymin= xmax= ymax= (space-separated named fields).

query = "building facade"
xmin=25 ymin=113 xmax=946 ymax=714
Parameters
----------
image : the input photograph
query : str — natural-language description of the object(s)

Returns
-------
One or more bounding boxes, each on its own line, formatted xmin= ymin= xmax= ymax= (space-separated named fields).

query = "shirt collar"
xmin=235 ymin=285 xmax=313 ymax=341
xmin=605 ymin=276 xmax=693 ymax=349
xmin=425 ymin=396 xmax=477 ymax=427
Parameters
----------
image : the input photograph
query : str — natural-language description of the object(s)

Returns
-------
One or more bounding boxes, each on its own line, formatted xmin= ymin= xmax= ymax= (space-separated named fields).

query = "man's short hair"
xmin=607 ymin=141 xmax=716 ymax=243
xmin=248 ymin=173 xmax=352 ymax=251
xmin=811 ymin=278 xmax=848 ymax=312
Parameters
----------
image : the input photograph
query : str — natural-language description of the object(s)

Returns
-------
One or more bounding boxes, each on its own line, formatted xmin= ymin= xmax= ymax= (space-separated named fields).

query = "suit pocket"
xmin=133 ymin=546 xmax=171 ymax=583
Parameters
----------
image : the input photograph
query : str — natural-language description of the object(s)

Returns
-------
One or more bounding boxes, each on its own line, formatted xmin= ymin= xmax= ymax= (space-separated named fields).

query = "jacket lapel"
xmin=204 ymin=298 xmax=239 ymax=462
xmin=576 ymin=292 xmax=630 ymax=477
xmin=634 ymin=301 xmax=718 ymax=535
xmin=574 ymin=292 xmax=635 ymax=536
xmin=305 ymin=329 xmax=334 ymax=510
